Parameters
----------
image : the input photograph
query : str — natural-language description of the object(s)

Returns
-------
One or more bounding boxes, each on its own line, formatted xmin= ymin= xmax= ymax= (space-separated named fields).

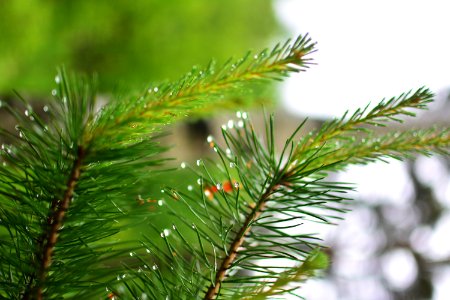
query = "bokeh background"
xmin=1 ymin=1 xmax=449 ymax=299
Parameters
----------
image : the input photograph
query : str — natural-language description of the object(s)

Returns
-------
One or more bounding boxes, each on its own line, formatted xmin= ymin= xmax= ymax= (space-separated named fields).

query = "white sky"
xmin=275 ymin=0 xmax=450 ymax=118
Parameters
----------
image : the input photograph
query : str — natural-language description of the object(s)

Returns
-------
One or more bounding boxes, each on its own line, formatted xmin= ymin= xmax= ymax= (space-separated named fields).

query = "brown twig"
xmin=203 ymin=183 xmax=281 ymax=300
xmin=26 ymin=146 xmax=85 ymax=300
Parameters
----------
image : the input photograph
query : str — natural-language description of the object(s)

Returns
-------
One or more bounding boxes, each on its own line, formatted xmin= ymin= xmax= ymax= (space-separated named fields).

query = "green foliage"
xmin=0 ymin=33 xmax=448 ymax=299
xmin=0 ymin=35 xmax=317 ymax=299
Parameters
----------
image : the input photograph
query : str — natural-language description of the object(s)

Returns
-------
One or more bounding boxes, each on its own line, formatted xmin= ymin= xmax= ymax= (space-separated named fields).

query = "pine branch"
xmin=121 ymin=92 xmax=449 ymax=299
xmin=121 ymin=113 xmax=350 ymax=299
xmin=34 ymin=146 xmax=85 ymax=300
xmin=0 ymin=70 xmax=159 ymax=299
xmin=204 ymin=182 xmax=281 ymax=299
xmin=293 ymin=87 xmax=433 ymax=159
xmin=87 ymin=35 xmax=316 ymax=151
xmin=290 ymin=89 xmax=448 ymax=176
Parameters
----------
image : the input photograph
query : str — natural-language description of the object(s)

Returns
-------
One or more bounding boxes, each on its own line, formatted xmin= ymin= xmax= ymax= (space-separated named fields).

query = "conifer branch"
xmin=293 ymin=87 xmax=433 ymax=159
xmin=327 ymin=127 xmax=449 ymax=168
xmin=33 ymin=146 xmax=85 ymax=300
xmin=88 ymin=35 xmax=316 ymax=149
xmin=204 ymin=183 xmax=281 ymax=299
xmin=124 ymin=92 xmax=449 ymax=299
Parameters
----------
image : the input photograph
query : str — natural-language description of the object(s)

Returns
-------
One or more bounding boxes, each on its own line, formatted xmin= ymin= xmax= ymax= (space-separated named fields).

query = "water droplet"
xmin=160 ymin=232 xmax=165 ymax=238
xmin=196 ymin=159 xmax=202 ymax=166
xmin=29 ymin=116 xmax=34 ymax=121
xmin=227 ymin=120 xmax=234 ymax=129
xmin=152 ymin=264 xmax=158 ymax=270
xmin=163 ymin=229 xmax=170 ymax=236
xmin=51 ymin=89 xmax=57 ymax=96
xmin=180 ymin=162 xmax=186 ymax=169
xmin=187 ymin=185 xmax=193 ymax=191
xmin=146 ymin=248 xmax=151 ymax=253
xmin=207 ymin=135 xmax=213 ymax=143
xmin=1 ymin=144 xmax=5 ymax=150
xmin=153 ymin=87 xmax=159 ymax=92
xmin=191 ymin=224 xmax=196 ymax=229
xmin=121 ymin=274 xmax=126 ymax=279
xmin=226 ymin=148 xmax=232 ymax=156
xmin=254 ymin=54 xmax=258 ymax=59
xmin=172 ymin=224 xmax=177 ymax=230
xmin=158 ymin=200 xmax=163 ymax=206
xmin=14 ymin=125 xmax=19 ymax=131
xmin=161 ymin=189 xmax=165 ymax=193
xmin=242 ymin=112 xmax=248 ymax=119
xmin=221 ymin=124 xmax=227 ymax=130
xmin=197 ymin=178 xmax=202 ymax=185
xmin=117 ymin=275 xmax=121 ymax=281
xmin=43 ymin=105 xmax=49 ymax=112
xmin=62 ymin=96 xmax=67 ymax=104
xmin=24 ymin=110 xmax=30 ymax=117
xmin=213 ymin=147 xmax=218 ymax=152
xmin=19 ymin=132 xmax=23 ymax=138
xmin=216 ymin=183 xmax=222 ymax=190
xmin=234 ymin=182 xmax=240 ymax=188
xmin=237 ymin=120 xmax=244 ymax=128
xmin=129 ymin=252 xmax=134 ymax=257
xmin=236 ymin=111 xmax=242 ymax=118
xmin=229 ymin=162 xmax=235 ymax=168
xmin=55 ymin=75 xmax=61 ymax=84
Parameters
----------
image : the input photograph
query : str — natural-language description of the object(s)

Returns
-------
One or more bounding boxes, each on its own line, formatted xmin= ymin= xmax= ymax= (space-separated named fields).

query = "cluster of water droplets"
xmin=148 ymin=86 xmax=159 ymax=94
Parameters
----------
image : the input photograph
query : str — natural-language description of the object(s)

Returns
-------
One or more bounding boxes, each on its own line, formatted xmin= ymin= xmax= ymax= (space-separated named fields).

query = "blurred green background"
xmin=0 ymin=0 xmax=280 ymax=95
